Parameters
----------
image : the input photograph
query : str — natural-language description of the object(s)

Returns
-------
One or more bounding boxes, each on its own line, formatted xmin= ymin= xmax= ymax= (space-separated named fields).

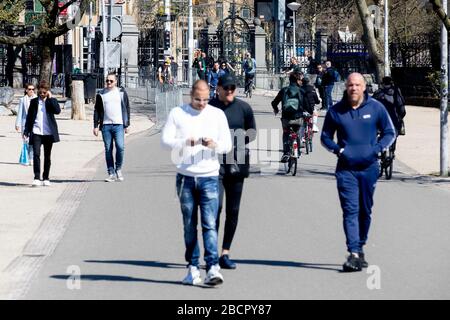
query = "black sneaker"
xmin=343 ymin=253 xmax=362 ymax=272
xmin=219 ymin=255 xmax=236 ymax=269
xmin=360 ymin=252 xmax=369 ymax=268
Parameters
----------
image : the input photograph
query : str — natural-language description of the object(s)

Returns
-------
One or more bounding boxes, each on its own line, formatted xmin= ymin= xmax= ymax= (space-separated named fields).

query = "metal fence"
xmin=266 ymin=38 xmax=315 ymax=74
xmin=155 ymin=85 xmax=184 ymax=126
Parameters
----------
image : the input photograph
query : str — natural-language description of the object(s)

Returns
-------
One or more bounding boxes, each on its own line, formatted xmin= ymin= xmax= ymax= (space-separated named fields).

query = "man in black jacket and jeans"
xmin=24 ymin=80 xmax=61 ymax=187
xmin=209 ymin=74 xmax=256 ymax=269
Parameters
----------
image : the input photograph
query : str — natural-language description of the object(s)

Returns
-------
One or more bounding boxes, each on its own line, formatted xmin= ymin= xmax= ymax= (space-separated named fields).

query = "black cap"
xmin=218 ymin=74 xmax=236 ymax=87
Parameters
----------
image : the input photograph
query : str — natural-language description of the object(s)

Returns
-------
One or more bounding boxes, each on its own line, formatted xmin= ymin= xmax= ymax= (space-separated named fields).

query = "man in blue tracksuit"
xmin=321 ymin=73 xmax=396 ymax=272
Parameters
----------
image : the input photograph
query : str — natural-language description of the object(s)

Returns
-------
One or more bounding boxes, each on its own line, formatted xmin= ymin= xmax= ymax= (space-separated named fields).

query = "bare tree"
xmin=0 ymin=0 xmax=89 ymax=82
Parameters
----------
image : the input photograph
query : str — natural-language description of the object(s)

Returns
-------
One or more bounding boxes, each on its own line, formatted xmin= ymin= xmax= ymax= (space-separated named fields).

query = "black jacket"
xmin=372 ymin=86 xmax=406 ymax=131
xmin=302 ymin=84 xmax=320 ymax=112
xmin=93 ymin=87 xmax=130 ymax=130
xmin=209 ymin=97 xmax=256 ymax=178
xmin=24 ymin=97 xmax=61 ymax=143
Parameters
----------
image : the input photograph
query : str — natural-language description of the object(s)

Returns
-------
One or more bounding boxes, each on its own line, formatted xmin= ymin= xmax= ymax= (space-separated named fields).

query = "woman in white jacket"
xmin=15 ymin=83 xmax=37 ymax=165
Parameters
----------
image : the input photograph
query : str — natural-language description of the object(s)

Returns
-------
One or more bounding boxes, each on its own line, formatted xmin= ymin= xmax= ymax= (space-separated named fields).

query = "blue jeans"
xmin=101 ymin=124 xmax=125 ymax=175
xmin=325 ymin=85 xmax=334 ymax=110
xmin=335 ymin=162 xmax=379 ymax=253
xmin=176 ymin=174 xmax=220 ymax=270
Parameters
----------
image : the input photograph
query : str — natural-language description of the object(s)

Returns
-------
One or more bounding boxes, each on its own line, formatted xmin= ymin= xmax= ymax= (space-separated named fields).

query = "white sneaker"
xmin=32 ymin=179 xmax=42 ymax=187
xmin=204 ymin=264 xmax=224 ymax=286
xmin=116 ymin=170 xmax=124 ymax=182
xmin=43 ymin=180 xmax=51 ymax=187
xmin=313 ymin=124 xmax=319 ymax=133
xmin=182 ymin=266 xmax=202 ymax=285
xmin=105 ymin=174 xmax=116 ymax=182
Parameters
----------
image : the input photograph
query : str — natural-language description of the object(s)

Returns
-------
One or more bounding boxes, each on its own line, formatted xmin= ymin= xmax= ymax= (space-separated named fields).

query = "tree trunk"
xmin=40 ymin=36 xmax=56 ymax=84
xmin=71 ymin=80 xmax=86 ymax=120
xmin=354 ymin=0 xmax=385 ymax=83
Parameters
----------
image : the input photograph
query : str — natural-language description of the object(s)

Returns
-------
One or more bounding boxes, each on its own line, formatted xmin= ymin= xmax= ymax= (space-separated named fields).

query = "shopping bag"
xmin=19 ymin=142 xmax=29 ymax=165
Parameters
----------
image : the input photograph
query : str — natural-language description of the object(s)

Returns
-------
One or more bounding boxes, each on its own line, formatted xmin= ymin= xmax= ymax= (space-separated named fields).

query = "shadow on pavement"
xmin=50 ymin=274 xmax=218 ymax=289
xmin=0 ymin=181 xmax=32 ymax=187
xmin=234 ymin=259 xmax=342 ymax=272
xmin=85 ymin=260 xmax=185 ymax=269
xmin=50 ymin=274 xmax=182 ymax=286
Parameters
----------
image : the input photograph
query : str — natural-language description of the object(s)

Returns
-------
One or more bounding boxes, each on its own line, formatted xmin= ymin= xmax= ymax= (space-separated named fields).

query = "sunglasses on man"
xmin=222 ymin=85 xmax=236 ymax=91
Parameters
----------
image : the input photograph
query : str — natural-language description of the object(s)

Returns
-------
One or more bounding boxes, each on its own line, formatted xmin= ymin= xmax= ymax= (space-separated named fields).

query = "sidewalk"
xmin=0 ymin=101 xmax=154 ymax=297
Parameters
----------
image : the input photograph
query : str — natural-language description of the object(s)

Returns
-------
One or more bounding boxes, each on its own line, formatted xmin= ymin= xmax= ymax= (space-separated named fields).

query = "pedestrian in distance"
xmin=207 ymin=61 xmax=226 ymax=99
xmin=158 ymin=60 xmax=172 ymax=91
xmin=170 ymin=56 xmax=178 ymax=84
xmin=271 ymin=72 xmax=312 ymax=162
xmin=16 ymin=83 xmax=37 ymax=165
xmin=161 ymin=80 xmax=232 ymax=286
xmin=220 ymin=61 xmax=235 ymax=75
xmin=93 ymin=73 xmax=131 ymax=182
xmin=321 ymin=73 xmax=396 ymax=272
xmin=285 ymin=56 xmax=302 ymax=75
xmin=242 ymin=52 xmax=256 ymax=97
xmin=314 ymin=63 xmax=327 ymax=111
xmin=198 ymin=51 xmax=208 ymax=81
xmin=209 ymin=74 xmax=256 ymax=270
xmin=321 ymin=60 xmax=340 ymax=111
xmin=23 ymin=80 xmax=61 ymax=187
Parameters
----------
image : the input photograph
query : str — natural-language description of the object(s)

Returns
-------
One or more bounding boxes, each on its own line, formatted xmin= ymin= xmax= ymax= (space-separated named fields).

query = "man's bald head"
xmin=190 ymin=80 xmax=210 ymax=111
xmin=346 ymin=73 xmax=366 ymax=108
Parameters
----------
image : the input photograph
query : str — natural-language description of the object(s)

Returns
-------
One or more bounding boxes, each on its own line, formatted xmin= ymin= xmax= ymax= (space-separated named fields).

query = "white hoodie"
xmin=161 ymin=103 xmax=232 ymax=177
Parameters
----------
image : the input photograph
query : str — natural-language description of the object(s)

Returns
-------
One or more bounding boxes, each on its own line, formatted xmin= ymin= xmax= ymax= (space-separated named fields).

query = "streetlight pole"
xmin=87 ymin=1 xmax=93 ymax=73
xmin=188 ymin=0 xmax=193 ymax=87
xmin=441 ymin=0 xmax=449 ymax=176
xmin=101 ymin=0 xmax=108 ymax=80
xmin=384 ymin=0 xmax=390 ymax=77
xmin=287 ymin=2 xmax=301 ymax=59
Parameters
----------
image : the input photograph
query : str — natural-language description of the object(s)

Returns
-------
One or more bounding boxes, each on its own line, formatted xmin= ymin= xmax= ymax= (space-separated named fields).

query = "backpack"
xmin=282 ymin=86 xmax=302 ymax=119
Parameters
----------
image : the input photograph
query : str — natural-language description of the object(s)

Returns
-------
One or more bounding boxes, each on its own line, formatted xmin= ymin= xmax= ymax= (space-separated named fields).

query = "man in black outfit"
xmin=209 ymin=74 xmax=256 ymax=269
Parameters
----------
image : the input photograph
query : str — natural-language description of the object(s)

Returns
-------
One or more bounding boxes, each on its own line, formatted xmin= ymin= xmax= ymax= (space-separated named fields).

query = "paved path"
xmin=17 ymin=94 xmax=450 ymax=299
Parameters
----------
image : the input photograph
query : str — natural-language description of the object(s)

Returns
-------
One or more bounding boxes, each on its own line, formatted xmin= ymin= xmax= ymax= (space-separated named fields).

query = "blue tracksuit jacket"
xmin=321 ymin=91 xmax=396 ymax=170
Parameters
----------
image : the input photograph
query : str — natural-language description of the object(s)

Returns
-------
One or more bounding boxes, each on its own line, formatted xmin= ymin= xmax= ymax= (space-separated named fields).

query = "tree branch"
xmin=429 ymin=0 xmax=450 ymax=31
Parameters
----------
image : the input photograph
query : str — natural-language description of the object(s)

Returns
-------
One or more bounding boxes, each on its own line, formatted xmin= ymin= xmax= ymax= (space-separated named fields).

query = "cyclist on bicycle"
xmin=301 ymin=76 xmax=321 ymax=133
xmin=271 ymin=72 xmax=312 ymax=162
xmin=208 ymin=61 xmax=226 ymax=99
xmin=372 ymin=76 xmax=406 ymax=137
xmin=242 ymin=53 xmax=256 ymax=97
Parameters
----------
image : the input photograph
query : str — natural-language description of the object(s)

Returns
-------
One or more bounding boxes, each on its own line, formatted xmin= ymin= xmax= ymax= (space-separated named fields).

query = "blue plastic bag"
xmin=19 ymin=142 xmax=29 ymax=165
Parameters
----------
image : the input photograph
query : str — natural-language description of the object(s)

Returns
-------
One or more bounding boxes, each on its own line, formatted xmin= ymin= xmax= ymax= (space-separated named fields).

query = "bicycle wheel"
xmin=379 ymin=152 xmax=386 ymax=178
xmin=289 ymin=157 xmax=297 ymax=176
xmin=385 ymin=149 xmax=394 ymax=180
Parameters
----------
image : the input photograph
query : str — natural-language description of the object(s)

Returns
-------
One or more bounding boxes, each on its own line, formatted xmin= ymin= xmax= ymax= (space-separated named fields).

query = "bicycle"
xmin=245 ymin=74 xmax=255 ymax=98
xmin=284 ymin=119 xmax=303 ymax=176
xmin=379 ymin=140 xmax=396 ymax=180
xmin=302 ymin=112 xmax=314 ymax=155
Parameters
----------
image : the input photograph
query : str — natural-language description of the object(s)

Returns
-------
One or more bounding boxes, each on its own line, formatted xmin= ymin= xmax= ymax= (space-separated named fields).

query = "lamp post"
xmin=287 ymin=2 xmax=301 ymax=59
xmin=384 ymin=0 xmax=390 ymax=77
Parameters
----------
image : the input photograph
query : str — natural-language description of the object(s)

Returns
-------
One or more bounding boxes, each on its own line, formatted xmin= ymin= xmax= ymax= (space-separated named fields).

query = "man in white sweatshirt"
xmin=161 ymin=80 xmax=232 ymax=286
